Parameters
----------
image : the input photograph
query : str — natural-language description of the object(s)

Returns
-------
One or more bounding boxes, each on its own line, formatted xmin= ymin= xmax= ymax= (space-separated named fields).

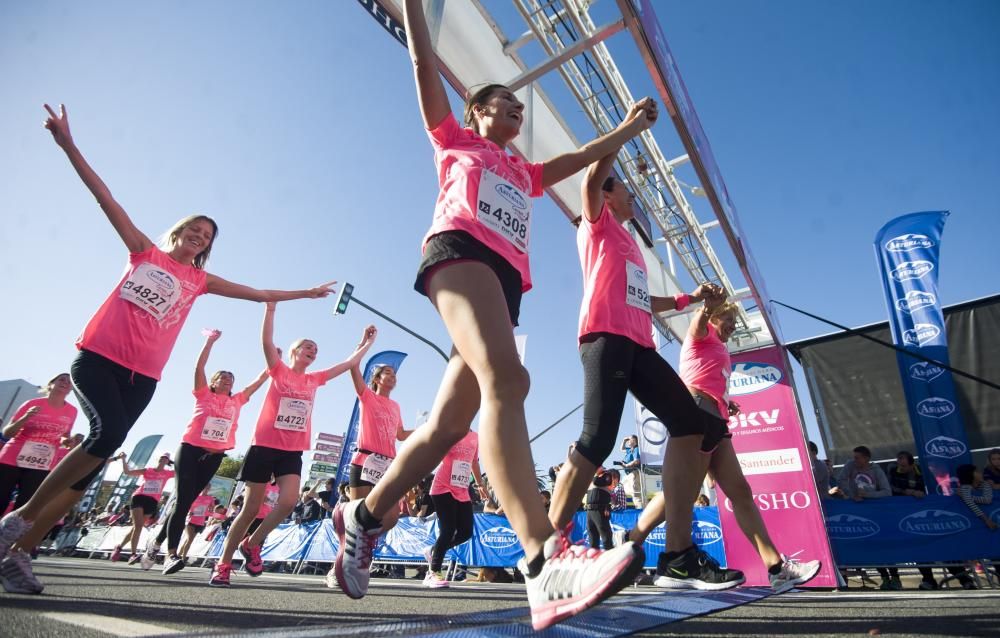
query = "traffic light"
xmin=333 ymin=282 xmax=355 ymax=315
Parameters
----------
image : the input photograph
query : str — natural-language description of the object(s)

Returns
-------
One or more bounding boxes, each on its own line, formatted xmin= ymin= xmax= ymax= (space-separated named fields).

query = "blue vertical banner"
xmin=333 ymin=350 xmax=407 ymax=488
xmin=874 ymin=211 xmax=970 ymax=494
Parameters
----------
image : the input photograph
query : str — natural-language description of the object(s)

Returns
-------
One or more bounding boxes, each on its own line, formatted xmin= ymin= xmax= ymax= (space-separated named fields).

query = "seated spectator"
xmin=695 ymin=494 xmax=710 ymax=507
xmin=889 ymin=452 xmax=926 ymax=498
xmin=293 ymin=484 xmax=324 ymax=524
xmin=983 ymin=449 xmax=1000 ymax=488
xmin=608 ymin=470 xmax=627 ymax=512
xmin=316 ymin=478 xmax=336 ymax=518
xmin=808 ymin=441 xmax=832 ymax=499
xmin=956 ymin=464 xmax=996 ymax=531
xmin=837 ymin=446 xmax=891 ymax=501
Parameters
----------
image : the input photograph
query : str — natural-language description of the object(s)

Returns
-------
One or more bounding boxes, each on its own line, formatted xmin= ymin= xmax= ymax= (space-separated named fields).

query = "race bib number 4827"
xmin=119 ymin=262 xmax=180 ymax=321
xmin=477 ymin=168 xmax=531 ymax=252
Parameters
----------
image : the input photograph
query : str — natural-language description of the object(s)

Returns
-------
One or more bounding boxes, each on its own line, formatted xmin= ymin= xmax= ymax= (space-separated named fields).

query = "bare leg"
xmin=220 ymin=483 xmax=266 ymax=564
xmin=663 ymin=435 xmax=711 ymax=553
xmin=11 ymin=489 xmax=84 ymax=552
xmin=629 ymin=491 xmax=665 ymax=544
xmin=128 ymin=507 xmax=144 ymax=555
xmin=12 ymin=447 xmax=104 ymax=521
xmin=549 ymin=449 xmax=597 ymax=530
xmin=246 ymin=474 xmax=300 ymax=548
xmin=709 ymin=439 xmax=782 ymax=568
xmin=178 ymin=526 xmax=196 ymax=559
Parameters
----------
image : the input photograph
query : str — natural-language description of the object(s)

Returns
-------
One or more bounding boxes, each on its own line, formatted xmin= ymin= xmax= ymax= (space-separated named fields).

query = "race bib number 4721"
xmin=119 ymin=262 xmax=179 ymax=321
xmin=477 ymin=168 xmax=531 ymax=252
xmin=274 ymin=397 xmax=311 ymax=432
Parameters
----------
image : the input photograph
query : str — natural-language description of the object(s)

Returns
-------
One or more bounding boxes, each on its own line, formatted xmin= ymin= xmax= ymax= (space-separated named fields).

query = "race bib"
xmin=450 ymin=460 xmax=472 ymax=488
xmin=142 ymin=479 xmax=164 ymax=495
xmin=477 ymin=168 xmax=531 ymax=252
xmin=119 ymin=262 xmax=179 ymax=321
xmin=625 ymin=260 xmax=651 ymax=313
xmin=202 ymin=416 xmax=233 ymax=443
xmin=361 ymin=452 xmax=392 ymax=485
xmin=190 ymin=504 xmax=208 ymax=519
xmin=264 ymin=490 xmax=280 ymax=508
xmin=16 ymin=442 xmax=55 ymax=471
xmin=274 ymin=397 xmax=312 ymax=432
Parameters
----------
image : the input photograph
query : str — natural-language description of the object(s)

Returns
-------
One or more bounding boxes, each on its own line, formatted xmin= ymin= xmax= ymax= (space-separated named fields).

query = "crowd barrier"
xmin=59 ymin=498 xmax=994 ymax=572
xmin=63 ymin=507 xmax=727 ymax=570
xmin=824 ymin=495 xmax=999 ymax=566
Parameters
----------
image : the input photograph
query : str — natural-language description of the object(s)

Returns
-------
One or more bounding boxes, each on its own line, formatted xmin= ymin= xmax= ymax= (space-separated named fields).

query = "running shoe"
xmin=332 ymin=499 xmax=383 ymax=599
xmin=140 ymin=540 xmax=161 ymax=571
xmin=769 ymin=556 xmax=821 ymax=593
xmin=127 ymin=553 xmax=142 ymax=566
xmin=162 ymin=554 xmax=186 ymax=575
xmin=653 ymin=547 xmax=745 ymax=591
xmin=209 ymin=561 xmax=232 ymax=587
xmin=239 ymin=538 xmax=264 ymax=577
xmin=423 ymin=570 xmax=449 ymax=589
xmin=423 ymin=545 xmax=434 ymax=569
xmin=0 ymin=513 xmax=31 ymax=563
xmin=324 ymin=567 xmax=338 ymax=589
xmin=110 ymin=545 xmax=123 ymax=562
xmin=0 ymin=549 xmax=44 ymax=594
xmin=520 ymin=531 xmax=644 ymax=631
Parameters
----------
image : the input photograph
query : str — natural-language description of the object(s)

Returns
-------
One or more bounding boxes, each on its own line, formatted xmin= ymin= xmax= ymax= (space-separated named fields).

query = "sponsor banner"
xmin=634 ymin=398 xmax=668 ymax=466
xmin=825 ymin=496 xmax=997 ymax=565
xmin=334 ymin=351 xmax=408 ymax=487
xmin=874 ymin=211 xmax=969 ymax=493
xmin=717 ymin=346 xmax=838 ymax=587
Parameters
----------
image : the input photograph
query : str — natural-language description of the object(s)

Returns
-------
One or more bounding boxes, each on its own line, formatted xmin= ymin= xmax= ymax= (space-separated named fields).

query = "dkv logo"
xmin=903 ymin=323 xmax=940 ymax=347
xmin=896 ymin=290 xmax=936 ymax=314
xmin=899 ymin=510 xmax=970 ymax=536
xmin=885 ymin=234 xmax=934 ymax=252
xmin=924 ymin=435 xmax=966 ymax=458
xmin=729 ymin=362 xmax=783 ymax=396
xmin=917 ymin=398 xmax=957 ymax=420
xmin=890 ymin=260 xmax=934 ymax=282
xmin=909 ymin=361 xmax=945 ymax=383
xmin=825 ymin=514 xmax=880 ymax=540
xmin=479 ymin=526 xmax=519 ymax=549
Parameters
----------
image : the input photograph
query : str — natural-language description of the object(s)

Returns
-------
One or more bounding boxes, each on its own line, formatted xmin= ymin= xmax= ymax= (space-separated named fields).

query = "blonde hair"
xmin=40 ymin=373 xmax=70 ymax=396
xmin=289 ymin=339 xmax=317 ymax=363
xmin=161 ymin=214 xmax=218 ymax=269
xmin=209 ymin=370 xmax=235 ymax=395
xmin=708 ymin=302 xmax=739 ymax=323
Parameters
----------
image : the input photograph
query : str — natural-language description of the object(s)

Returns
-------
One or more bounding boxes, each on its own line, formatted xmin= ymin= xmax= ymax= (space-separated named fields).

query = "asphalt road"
xmin=0 ymin=557 xmax=997 ymax=637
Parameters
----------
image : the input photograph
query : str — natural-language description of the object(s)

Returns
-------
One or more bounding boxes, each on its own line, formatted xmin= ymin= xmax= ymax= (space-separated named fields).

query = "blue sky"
xmin=1 ymin=1 xmax=997 ymax=479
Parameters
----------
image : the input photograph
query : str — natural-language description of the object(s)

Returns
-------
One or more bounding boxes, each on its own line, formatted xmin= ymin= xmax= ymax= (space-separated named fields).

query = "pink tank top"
xmin=181 ymin=386 xmax=248 ymax=452
xmin=77 ymin=246 xmax=208 ymax=380
xmin=135 ymin=468 xmax=175 ymax=502
xmin=423 ymin=113 xmax=545 ymax=292
xmin=679 ymin=323 xmax=731 ymax=418
xmin=251 ymin=361 xmax=327 ymax=452
xmin=0 ymin=398 xmax=77 ymax=471
xmin=350 ymin=387 xmax=402 ymax=467
xmin=430 ymin=431 xmax=478 ymax=502
xmin=187 ymin=493 xmax=216 ymax=526
xmin=577 ymin=205 xmax=654 ymax=348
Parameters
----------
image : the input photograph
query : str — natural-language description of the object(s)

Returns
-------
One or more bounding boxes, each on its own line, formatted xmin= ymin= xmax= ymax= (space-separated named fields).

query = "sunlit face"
xmin=211 ymin=371 xmax=235 ymax=395
xmin=604 ymin=179 xmax=635 ymax=221
xmin=158 ymin=456 xmax=171 ymax=469
xmin=173 ymin=219 xmax=215 ymax=257
xmin=374 ymin=367 xmax=397 ymax=392
xmin=712 ymin=312 xmax=737 ymax=342
xmin=292 ymin=340 xmax=318 ymax=367
xmin=48 ymin=374 xmax=72 ymax=397
xmin=475 ymin=87 xmax=525 ymax=141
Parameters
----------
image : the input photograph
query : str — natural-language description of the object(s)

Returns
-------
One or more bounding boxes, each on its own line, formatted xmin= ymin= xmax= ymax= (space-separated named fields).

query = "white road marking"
xmin=42 ymin=612 xmax=180 ymax=636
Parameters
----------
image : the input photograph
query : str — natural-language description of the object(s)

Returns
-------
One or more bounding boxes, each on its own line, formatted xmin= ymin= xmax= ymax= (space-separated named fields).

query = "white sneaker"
xmin=162 ymin=554 xmax=186 ymax=575
xmin=324 ymin=567 xmax=337 ymax=589
xmin=423 ymin=545 xmax=434 ymax=569
xmin=520 ymin=532 xmax=644 ymax=631
xmin=0 ymin=513 xmax=31 ymax=563
xmin=423 ymin=569 xmax=449 ymax=589
xmin=332 ymin=500 xmax=383 ymax=599
xmin=1 ymin=549 xmax=44 ymax=594
xmin=140 ymin=540 xmax=161 ymax=571
xmin=769 ymin=556 xmax=821 ymax=593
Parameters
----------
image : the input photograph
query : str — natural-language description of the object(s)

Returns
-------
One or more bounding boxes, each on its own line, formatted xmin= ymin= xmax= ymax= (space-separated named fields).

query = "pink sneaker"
xmin=209 ymin=561 xmax=232 ymax=587
xmin=110 ymin=545 xmax=123 ymax=562
xmin=239 ymin=538 xmax=263 ymax=577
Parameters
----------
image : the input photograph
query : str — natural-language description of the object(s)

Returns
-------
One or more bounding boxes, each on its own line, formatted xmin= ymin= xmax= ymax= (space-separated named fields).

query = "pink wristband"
xmin=674 ymin=293 xmax=691 ymax=311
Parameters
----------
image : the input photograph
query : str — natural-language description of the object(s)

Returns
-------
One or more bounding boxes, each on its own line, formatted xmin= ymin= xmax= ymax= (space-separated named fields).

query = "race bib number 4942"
xmin=477 ymin=168 xmax=531 ymax=252
xmin=16 ymin=442 xmax=55 ymax=470
xmin=119 ymin=262 xmax=179 ymax=321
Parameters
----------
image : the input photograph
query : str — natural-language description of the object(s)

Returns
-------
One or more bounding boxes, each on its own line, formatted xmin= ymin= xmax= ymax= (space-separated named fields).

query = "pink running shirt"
xmin=423 ymin=113 xmax=545 ymax=292
xmin=679 ymin=322 xmax=731 ymax=418
xmin=0 ymin=398 xmax=77 ymax=471
xmin=256 ymin=484 xmax=281 ymax=519
xmin=135 ymin=468 xmax=175 ymax=502
xmin=350 ymin=387 xmax=403 ymax=468
xmin=251 ymin=361 xmax=327 ymax=452
xmin=77 ymin=246 xmax=208 ymax=381
xmin=577 ymin=204 xmax=654 ymax=348
xmin=187 ymin=493 xmax=217 ymax=526
xmin=430 ymin=431 xmax=478 ymax=502
xmin=181 ymin=386 xmax=249 ymax=452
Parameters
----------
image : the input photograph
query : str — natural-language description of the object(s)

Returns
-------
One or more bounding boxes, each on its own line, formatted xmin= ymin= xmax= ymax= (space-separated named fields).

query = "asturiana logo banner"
xmin=479 ymin=526 xmax=519 ymax=549
xmin=885 ymin=233 xmax=934 ymax=252
xmin=924 ymin=435 xmax=967 ymax=458
xmin=909 ymin=361 xmax=945 ymax=383
xmin=899 ymin=510 xmax=970 ymax=536
xmin=825 ymin=514 xmax=880 ymax=540
xmin=896 ymin=290 xmax=937 ymax=314
xmin=917 ymin=398 xmax=957 ymax=420
xmin=691 ymin=520 xmax=723 ymax=546
xmin=890 ymin=260 xmax=934 ymax=282
xmin=902 ymin=323 xmax=941 ymax=347
xmin=729 ymin=362 xmax=783 ymax=396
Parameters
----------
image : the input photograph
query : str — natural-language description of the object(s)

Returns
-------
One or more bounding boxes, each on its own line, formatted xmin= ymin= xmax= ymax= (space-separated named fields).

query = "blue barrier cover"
xmin=260 ymin=520 xmax=321 ymax=562
xmin=824 ymin=495 xmax=999 ymax=565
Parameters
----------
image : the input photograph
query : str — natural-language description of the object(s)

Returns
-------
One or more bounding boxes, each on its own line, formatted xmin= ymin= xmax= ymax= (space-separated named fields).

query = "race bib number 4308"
xmin=119 ymin=262 xmax=179 ymax=321
xmin=477 ymin=169 xmax=531 ymax=253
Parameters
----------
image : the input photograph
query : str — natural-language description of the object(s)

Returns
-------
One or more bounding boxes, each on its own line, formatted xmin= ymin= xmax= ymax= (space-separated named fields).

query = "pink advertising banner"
xmin=718 ymin=345 xmax=838 ymax=587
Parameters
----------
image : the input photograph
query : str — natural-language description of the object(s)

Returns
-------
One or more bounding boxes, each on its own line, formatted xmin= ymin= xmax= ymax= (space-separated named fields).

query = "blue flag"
xmin=874 ymin=211 xmax=969 ymax=494
xmin=334 ymin=351 xmax=408 ymax=488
